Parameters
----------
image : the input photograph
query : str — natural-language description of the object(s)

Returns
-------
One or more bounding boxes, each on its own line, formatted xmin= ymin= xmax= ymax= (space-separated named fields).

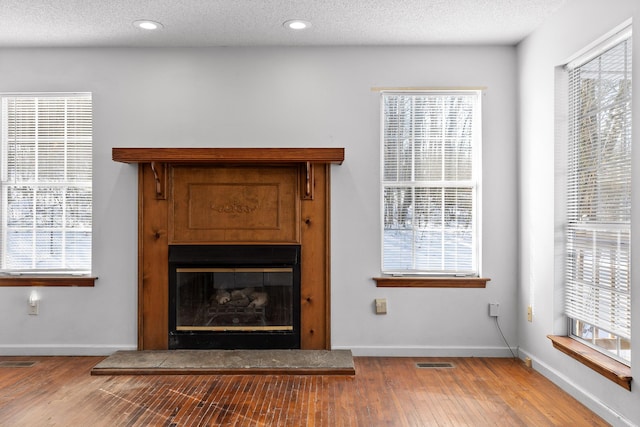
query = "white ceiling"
xmin=0 ymin=0 xmax=567 ymax=48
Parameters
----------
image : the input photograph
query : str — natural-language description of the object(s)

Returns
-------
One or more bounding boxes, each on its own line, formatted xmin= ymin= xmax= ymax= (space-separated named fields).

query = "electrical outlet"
xmin=527 ymin=305 xmax=533 ymax=322
xmin=489 ymin=303 xmax=499 ymax=317
xmin=375 ymin=298 xmax=387 ymax=314
xmin=28 ymin=300 xmax=39 ymax=315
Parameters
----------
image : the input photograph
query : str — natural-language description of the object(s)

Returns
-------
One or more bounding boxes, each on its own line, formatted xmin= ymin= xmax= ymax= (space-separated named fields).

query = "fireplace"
xmin=112 ymin=147 xmax=343 ymax=350
xmin=169 ymin=245 xmax=301 ymax=349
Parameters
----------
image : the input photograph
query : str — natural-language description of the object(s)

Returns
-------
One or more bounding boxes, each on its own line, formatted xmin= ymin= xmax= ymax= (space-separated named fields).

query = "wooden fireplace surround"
xmin=113 ymin=147 xmax=344 ymax=350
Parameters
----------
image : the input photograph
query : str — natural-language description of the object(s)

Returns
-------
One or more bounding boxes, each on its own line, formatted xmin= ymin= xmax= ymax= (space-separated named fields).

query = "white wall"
xmin=517 ymin=1 xmax=639 ymax=425
xmin=0 ymin=46 xmax=518 ymax=358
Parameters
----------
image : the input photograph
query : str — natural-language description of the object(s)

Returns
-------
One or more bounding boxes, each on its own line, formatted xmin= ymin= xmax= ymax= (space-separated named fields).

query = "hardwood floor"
xmin=0 ymin=356 xmax=607 ymax=426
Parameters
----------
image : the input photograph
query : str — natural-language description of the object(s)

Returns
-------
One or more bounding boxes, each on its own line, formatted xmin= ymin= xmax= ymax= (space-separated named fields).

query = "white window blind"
xmin=0 ymin=93 xmax=92 ymax=274
xmin=565 ymin=32 xmax=632 ymax=342
xmin=381 ymin=91 xmax=480 ymax=275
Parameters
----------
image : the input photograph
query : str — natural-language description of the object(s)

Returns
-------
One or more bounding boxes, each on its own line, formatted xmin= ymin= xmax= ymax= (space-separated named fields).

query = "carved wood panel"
xmin=170 ymin=166 xmax=300 ymax=244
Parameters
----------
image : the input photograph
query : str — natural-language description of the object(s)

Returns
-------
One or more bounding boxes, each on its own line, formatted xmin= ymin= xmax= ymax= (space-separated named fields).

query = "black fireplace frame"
xmin=168 ymin=244 xmax=301 ymax=350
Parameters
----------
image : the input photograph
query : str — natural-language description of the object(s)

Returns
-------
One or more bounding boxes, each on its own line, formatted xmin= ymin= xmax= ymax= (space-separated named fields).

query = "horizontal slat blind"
xmin=1 ymin=94 xmax=92 ymax=273
xmin=565 ymin=35 xmax=632 ymax=339
xmin=381 ymin=92 xmax=479 ymax=275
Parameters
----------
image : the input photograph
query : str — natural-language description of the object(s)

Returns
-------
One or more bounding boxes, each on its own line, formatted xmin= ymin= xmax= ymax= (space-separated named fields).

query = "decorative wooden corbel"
xmin=302 ymin=161 xmax=314 ymax=200
xmin=150 ymin=161 xmax=167 ymax=200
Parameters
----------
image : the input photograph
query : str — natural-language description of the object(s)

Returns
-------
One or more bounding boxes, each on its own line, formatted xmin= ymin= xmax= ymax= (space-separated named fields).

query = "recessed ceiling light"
xmin=283 ymin=20 xmax=311 ymax=30
xmin=133 ymin=20 xmax=164 ymax=31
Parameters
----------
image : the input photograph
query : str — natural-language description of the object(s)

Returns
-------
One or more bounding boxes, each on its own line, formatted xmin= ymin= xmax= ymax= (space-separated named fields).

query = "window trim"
xmin=0 ymin=92 xmax=93 ymax=276
xmin=548 ymin=335 xmax=631 ymax=391
xmin=372 ymin=276 xmax=489 ymax=288
xmin=0 ymin=275 xmax=96 ymax=287
xmin=379 ymin=89 xmax=482 ymax=277
xmin=563 ymin=26 xmax=632 ymax=363
xmin=551 ymin=22 xmax=633 ymax=378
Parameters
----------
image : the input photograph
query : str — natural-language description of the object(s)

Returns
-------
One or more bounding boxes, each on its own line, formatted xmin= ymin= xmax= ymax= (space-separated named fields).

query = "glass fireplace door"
xmin=168 ymin=244 xmax=301 ymax=349
xmin=176 ymin=267 xmax=294 ymax=332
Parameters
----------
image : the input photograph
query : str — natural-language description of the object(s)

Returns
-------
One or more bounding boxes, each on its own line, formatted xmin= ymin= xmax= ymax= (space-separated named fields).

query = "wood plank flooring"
xmin=0 ymin=356 xmax=608 ymax=426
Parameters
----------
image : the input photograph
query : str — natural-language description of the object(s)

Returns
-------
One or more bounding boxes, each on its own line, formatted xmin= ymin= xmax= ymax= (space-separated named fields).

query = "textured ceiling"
xmin=0 ymin=0 xmax=567 ymax=47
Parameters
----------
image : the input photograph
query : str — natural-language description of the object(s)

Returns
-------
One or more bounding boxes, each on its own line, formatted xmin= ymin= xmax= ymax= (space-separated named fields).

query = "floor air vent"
xmin=416 ymin=362 xmax=454 ymax=369
xmin=0 ymin=361 xmax=38 ymax=368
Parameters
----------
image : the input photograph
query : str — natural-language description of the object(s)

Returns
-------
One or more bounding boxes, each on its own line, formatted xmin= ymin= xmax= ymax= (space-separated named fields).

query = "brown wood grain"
xmin=548 ymin=335 xmax=632 ymax=390
xmin=135 ymin=160 xmax=334 ymax=350
xmin=113 ymin=147 xmax=345 ymax=165
xmin=373 ymin=277 xmax=490 ymax=288
xmin=139 ymin=164 xmax=169 ymax=350
xmin=0 ymin=276 xmax=96 ymax=287
xmin=169 ymin=165 xmax=300 ymax=244
xmin=0 ymin=356 xmax=609 ymax=426
xmin=300 ymin=164 xmax=330 ymax=349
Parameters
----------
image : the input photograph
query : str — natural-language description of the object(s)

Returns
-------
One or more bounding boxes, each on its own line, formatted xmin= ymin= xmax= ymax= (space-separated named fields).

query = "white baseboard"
xmin=517 ymin=349 xmax=633 ymax=427
xmin=331 ymin=345 xmax=517 ymax=358
xmin=0 ymin=344 xmax=137 ymax=356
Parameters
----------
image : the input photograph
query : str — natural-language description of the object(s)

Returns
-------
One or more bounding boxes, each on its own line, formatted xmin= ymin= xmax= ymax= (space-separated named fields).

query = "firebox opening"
xmin=169 ymin=245 xmax=301 ymax=350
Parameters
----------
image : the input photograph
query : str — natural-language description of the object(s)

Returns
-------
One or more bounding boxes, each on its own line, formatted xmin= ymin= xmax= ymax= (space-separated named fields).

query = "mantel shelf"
xmin=112 ymin=147 xmax=344 ymax=165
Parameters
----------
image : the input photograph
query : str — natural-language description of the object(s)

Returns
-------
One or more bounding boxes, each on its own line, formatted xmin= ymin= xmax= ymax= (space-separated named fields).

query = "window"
xmin=381 ymin=91 xmax=481 ymax=275
xmin=565 ymin=28 xmax=632 ymax=364
xmin=0 ymin=93 xmax=92 ymax=275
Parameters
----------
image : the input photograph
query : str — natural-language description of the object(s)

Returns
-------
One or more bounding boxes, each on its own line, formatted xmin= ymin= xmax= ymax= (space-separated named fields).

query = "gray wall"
xmin=2 ymin=3 xmax=637 ymax=423
xmin=517 ymin=0 xmax=639 ymax=425
xmin=0 ymin=46 xmax=518 ymax=357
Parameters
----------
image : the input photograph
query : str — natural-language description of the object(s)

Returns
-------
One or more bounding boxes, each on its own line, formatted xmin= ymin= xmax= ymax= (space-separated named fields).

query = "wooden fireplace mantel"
xmin=113 ymin=147 xmax=344 ymax=201
xmin=113 ymin=147 xmax=343 ymax=351
xmin=112 ymin=147 xmax=344 ymax=165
